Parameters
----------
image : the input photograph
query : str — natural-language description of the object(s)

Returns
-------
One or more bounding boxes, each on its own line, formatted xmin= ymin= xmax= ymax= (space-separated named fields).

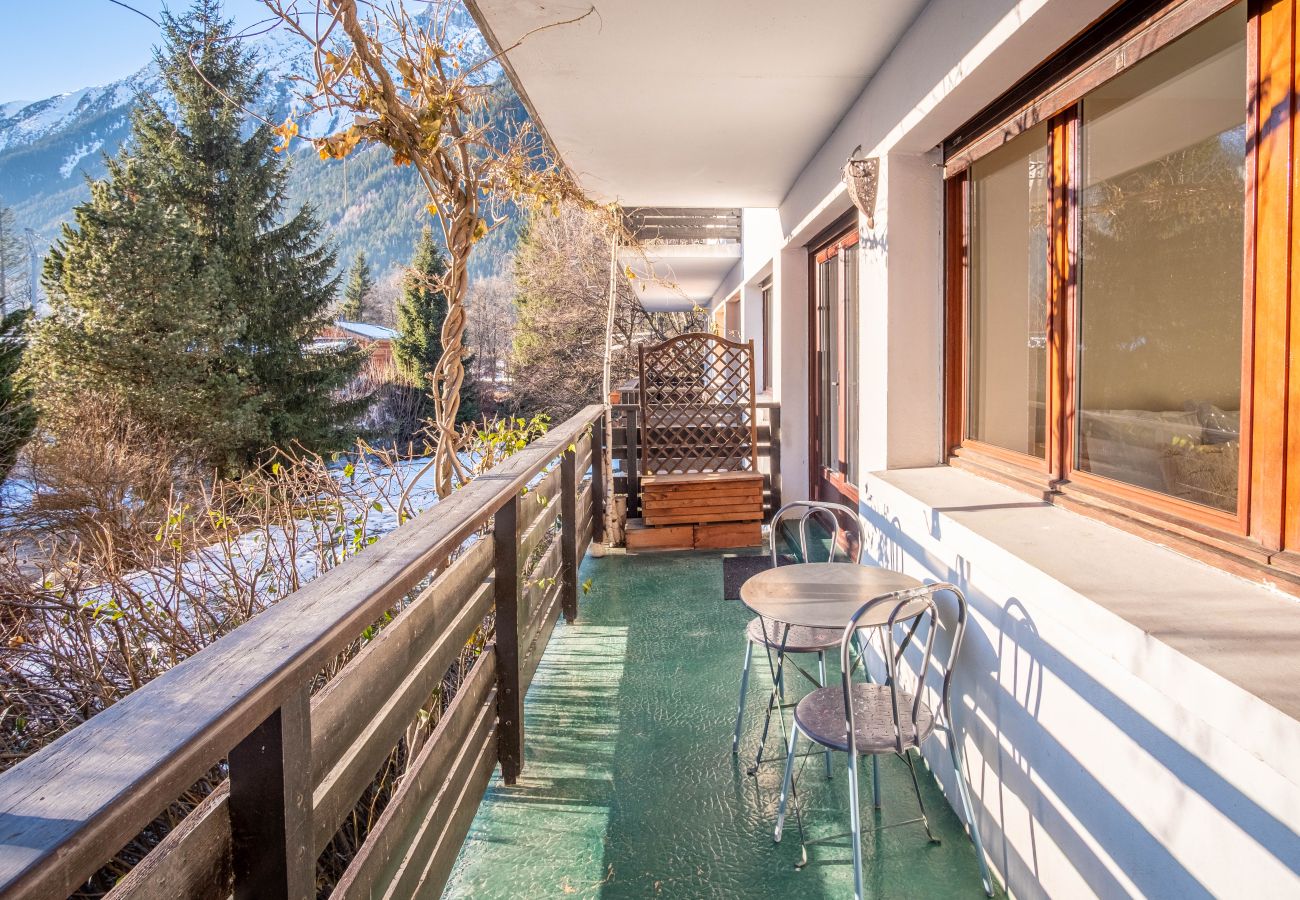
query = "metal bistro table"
xmin=739 ymin=562 xmax=924 ymax=804
xmin=740 ymin=562 xmax=924 ymax=630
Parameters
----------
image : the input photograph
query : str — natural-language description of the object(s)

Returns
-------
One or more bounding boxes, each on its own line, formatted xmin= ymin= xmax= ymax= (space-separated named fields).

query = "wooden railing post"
xmin=625 ymin=405 xmax=641 ymax=518
xmin=592 ymin=413 xmax=607 ymax=543
xmin=493 ymin=493 xmax=524 ymax=784
xmin=560 ymin=444 xmax=579 ymax=623
xmin=228 ymin=688 xmax=313 ymax=900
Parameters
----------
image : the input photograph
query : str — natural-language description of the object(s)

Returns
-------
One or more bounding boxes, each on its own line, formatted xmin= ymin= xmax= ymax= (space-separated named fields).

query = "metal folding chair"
xmin=732 ymin=501 xmax=864 ymax=776
xmin=773 ymin=583 xmax=995 ymax=899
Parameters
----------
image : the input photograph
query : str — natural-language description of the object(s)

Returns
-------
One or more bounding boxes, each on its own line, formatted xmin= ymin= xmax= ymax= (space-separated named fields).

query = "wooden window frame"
xmin=944 ymin=0 xmax=1300 ymax=592
xmin=809 ymin=225 xmax=861 ymax=505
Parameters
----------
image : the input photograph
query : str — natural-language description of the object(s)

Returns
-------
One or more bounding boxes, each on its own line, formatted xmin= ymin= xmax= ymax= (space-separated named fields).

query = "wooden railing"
xmin=610 ymin=399 xmax=782 ymax=520
xmin=0 ymin=406 xmax=606 ymax=900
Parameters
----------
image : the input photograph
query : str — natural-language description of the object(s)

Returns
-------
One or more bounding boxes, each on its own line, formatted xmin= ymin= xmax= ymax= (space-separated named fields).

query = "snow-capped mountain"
xmin=0 ymin=69 xmax=152 ymax=156
xmin=0 ymin=4 xmax=507 ymax=292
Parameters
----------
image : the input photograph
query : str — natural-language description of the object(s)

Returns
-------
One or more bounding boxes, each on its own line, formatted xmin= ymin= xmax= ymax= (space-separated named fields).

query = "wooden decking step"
xmin=625 ymin=518 xmax=763 ymax=552
xmin=626 ymin=519 xmax=694 ymax=551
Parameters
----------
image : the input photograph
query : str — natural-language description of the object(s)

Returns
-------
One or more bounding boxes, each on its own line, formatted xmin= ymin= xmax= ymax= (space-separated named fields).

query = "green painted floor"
xmin=444 ymin=550 xmax=996 ymax=899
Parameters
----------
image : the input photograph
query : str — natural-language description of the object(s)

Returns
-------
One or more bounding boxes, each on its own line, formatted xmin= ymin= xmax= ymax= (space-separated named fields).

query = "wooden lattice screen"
xmin=637 ymin=333 xmax=758 ymax=476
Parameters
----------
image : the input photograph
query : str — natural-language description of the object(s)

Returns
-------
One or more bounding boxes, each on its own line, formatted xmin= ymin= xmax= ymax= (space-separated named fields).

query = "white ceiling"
xmin=619 ymin=244 xmax=741 ymax=311
xmin=467 ymin=0 xmax=929 ymax=207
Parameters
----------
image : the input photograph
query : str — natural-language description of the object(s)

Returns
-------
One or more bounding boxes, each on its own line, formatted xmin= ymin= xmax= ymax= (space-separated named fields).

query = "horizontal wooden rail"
xmin=0 ymin=405 xmax=608 ymax=900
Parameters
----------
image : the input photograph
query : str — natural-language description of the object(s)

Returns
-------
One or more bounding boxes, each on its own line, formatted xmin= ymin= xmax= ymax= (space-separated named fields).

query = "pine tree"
xmin=31 ymin=0 xmax=365 ymax=471
xmin=340 ymin=251 xmax=373 ymax=321
xmin=394 ymin=227 xmax=477 ymax=423
xmin=0 ymin=308 xmax=36 ymax=485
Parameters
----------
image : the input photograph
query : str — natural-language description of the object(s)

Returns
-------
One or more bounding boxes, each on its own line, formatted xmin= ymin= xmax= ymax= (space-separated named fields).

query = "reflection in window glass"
xmin=817 ymin=256 xmax=840 ymax=473
xmin=1077 ymin=7 xmax=1246 ymax=511
xmin=968 ymin=124 xmax=1049 ymax=458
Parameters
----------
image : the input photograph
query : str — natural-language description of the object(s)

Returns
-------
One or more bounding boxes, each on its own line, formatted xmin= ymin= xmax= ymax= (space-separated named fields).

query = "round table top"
xmin=739 ymin=562 xmax=925 ymax=630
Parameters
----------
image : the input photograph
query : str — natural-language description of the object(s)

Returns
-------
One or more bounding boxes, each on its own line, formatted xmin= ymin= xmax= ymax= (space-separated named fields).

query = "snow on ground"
xmin=167 ymin=451 xmax=446 ymax=607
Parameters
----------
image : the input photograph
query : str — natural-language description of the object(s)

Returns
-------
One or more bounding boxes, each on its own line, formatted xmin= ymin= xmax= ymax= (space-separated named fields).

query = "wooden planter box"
xmin=627 ymin=472 xmax=764 ymax=551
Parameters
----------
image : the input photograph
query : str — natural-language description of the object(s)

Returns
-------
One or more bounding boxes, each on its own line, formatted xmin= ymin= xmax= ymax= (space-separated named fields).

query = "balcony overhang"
xmin=464 ymin=0 xmax=928 ymax=208
xmin=619 ymin=241 xmax=741 ymax=313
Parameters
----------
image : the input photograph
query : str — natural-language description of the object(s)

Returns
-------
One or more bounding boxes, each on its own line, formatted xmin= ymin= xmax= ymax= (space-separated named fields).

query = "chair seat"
xmin=794 ymin=683 xmax=935 ymax=753
xmin=746 ymin=616 xmax=840 ymax=653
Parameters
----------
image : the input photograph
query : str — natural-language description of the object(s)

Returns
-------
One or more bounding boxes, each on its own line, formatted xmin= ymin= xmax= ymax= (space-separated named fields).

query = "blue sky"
xmin=1 ymin=0 xmax=273 ymax=102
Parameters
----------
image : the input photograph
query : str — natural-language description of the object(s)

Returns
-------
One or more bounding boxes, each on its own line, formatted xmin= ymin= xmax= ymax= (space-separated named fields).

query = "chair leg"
xmin=847 ymin=751 xmax=864 ymax=900
xmin=817 ymin=650 xmax=832 ymax=779
xmin=903 ymin=748 xmax=938 ymax=843
xmin=852 ymin=631 xmax=884 ymax=809
xmin=753 ymin=648 xmax=786 ymax=771
xmin=775 ymin=725 xmax=799 ymax=842
xmin=732 ymin=639 xmax=753 ymax=754
xmin=950 ymin=732 xmax=995 ymax=897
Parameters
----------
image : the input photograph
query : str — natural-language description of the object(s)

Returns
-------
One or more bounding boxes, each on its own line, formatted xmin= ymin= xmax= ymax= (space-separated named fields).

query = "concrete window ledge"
xmin=858 ymin=465 xmax=1300 ymax=899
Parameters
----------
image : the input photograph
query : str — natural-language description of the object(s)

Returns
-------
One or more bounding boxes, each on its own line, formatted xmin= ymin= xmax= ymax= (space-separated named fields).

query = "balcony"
xmin=0 ymin=403 xmax=995 ymax=899
xmin=446 ymin=548 xmax=994 ymax=898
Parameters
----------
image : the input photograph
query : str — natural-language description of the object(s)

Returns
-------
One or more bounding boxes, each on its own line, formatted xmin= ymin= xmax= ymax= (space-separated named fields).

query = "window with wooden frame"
xmin=760 ymin=277 xmax=773 ymax=392
xmin=945 ymin=0 xmax=1300 ymax=587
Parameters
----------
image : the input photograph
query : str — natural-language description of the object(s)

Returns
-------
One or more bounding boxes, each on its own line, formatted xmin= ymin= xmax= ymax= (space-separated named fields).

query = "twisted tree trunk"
xmin=428 ymin=206 xmax=475 ymax=499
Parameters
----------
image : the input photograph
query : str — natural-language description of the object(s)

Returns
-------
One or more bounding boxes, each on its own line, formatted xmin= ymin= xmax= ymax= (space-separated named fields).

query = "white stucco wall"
xmin=856 ymin=468 xmax=1300 ymax=900
xmin=728 ymin=0 xmax=1300 ymax=897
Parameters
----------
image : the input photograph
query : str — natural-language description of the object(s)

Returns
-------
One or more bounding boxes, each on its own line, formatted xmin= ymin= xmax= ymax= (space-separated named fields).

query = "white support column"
xmin=773 ymin=244 xmax=810 ymax=500
xmin=856 ymin=150 xmax=946 ymax=475
xmin=739 ymin=282 xmax=765 ymax=384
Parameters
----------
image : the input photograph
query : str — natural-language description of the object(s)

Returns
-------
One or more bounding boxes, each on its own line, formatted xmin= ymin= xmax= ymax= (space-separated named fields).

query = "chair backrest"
xmin=769 ymin=500 xmax=864 ymax=567
xmin=837 ymin=583 xmax=969 ymax=755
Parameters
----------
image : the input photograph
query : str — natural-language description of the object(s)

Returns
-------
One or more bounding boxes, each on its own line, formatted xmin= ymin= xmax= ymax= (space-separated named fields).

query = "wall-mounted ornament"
xmin=842 ymin=155 xmax=880 ymax=229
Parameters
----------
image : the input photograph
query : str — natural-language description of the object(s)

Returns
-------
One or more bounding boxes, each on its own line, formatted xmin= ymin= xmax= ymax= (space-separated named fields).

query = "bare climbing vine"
xmin=260 ymin=0 xmax=593 ymax=497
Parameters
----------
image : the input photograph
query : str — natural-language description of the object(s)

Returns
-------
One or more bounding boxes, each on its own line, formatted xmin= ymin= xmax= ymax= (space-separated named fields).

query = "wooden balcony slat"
xmin=311 ymin=536 xmax=494 ymax=776
xmin=519 ymin=463 xmax=562 ymax=536
xmin=630 ymin=217 xmax=742 ymax=230
xmin=103 ymin=785 xmax=231 ymax=900
xmin=518 ymin=492 xmax=563 ymax=569
xmin=522 ymin=581 xmax=564 ymax=692
xmin=330 ymin=652 xmax=496 ymax=899
xmin=578 ymin=480 xmax=593 ymax=533
xmin=311 ymin=578 xmax=495 ymax=852
xmin=522 ymin=538 xmax=563 ymax=631
xmin=574 ymin=431 xmax=593 ymax=478
xmin=389 ymin=704 xmax=496 ymax=899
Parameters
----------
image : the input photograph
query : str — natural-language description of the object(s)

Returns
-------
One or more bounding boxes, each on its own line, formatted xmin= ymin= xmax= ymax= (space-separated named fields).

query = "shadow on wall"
xmin=857 ymin=488 xmax=1300 ymax=900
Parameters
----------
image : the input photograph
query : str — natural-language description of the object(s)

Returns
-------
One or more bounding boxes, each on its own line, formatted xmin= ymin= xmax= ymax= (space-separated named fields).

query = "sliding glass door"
xmin=811 ymin=227 xmax=860 ymax=503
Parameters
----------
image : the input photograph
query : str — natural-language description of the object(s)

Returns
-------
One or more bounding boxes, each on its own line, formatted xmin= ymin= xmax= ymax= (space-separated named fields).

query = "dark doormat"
xmin=721 ymin=554 xmax=795 ymax=600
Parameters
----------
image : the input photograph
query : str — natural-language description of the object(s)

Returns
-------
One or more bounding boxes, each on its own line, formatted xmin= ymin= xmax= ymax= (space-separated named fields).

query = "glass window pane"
xmin=1077 ymin=7 xmax=1246 ymax=512
xmin=818 ymin=259 xmax=835 ymax=471
xmin=826 ymin=257 xmax=841 ymax=472
xmin=967 ymin=124 xmax=1049 ymax=458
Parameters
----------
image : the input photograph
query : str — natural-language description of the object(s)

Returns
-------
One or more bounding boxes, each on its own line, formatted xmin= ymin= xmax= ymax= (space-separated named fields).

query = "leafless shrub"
xmin=509 ymin=200 xmax=704 ymax=419
xmin=15 ymin=400 xmax=201 ymax=564
xmin=0 ymin=411 xmax=552 ymax=895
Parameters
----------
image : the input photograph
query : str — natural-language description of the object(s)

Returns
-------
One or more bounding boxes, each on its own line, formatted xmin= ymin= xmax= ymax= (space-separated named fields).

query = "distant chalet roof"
xmin=334 ymin=320 xmax=399 ymax=341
